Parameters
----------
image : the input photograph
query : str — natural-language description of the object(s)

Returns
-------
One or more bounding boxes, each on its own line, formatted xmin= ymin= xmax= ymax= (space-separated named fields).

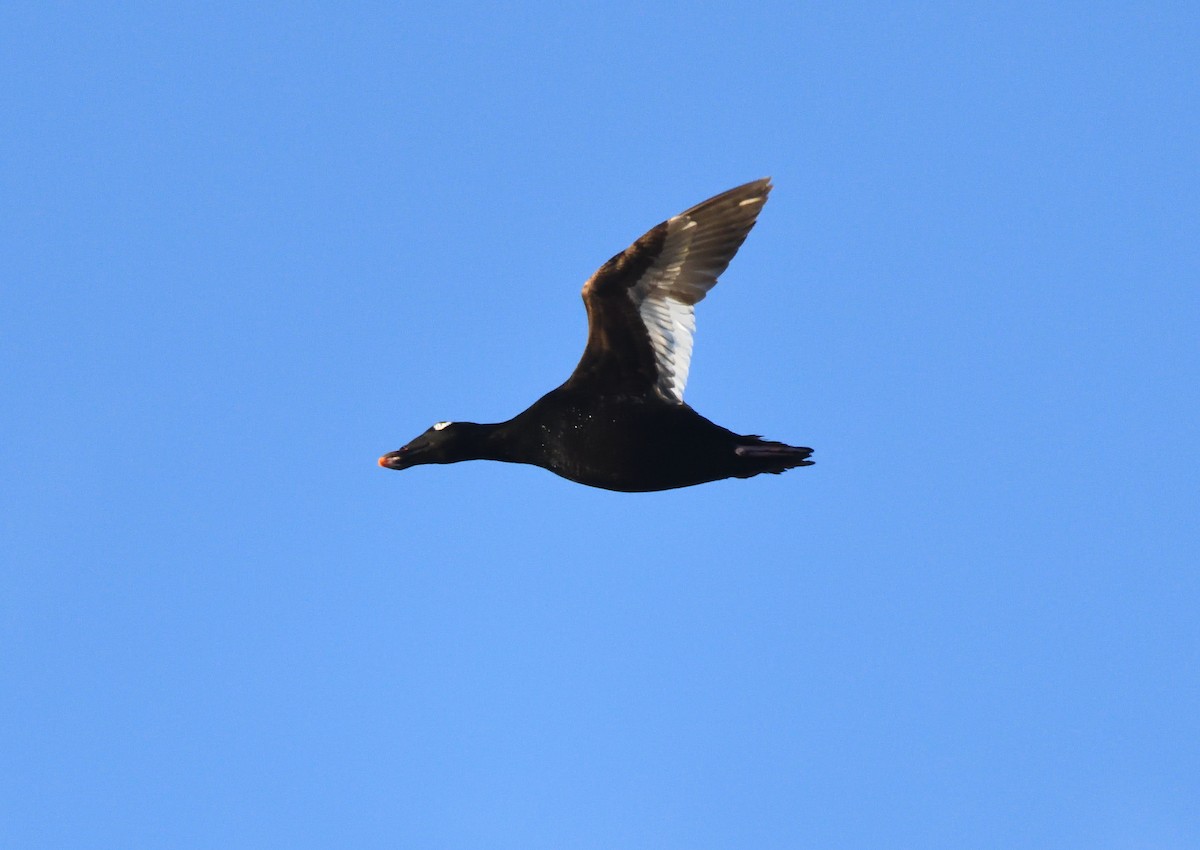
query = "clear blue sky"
xmin=4 ymin=3 xmax=1198 ymax=848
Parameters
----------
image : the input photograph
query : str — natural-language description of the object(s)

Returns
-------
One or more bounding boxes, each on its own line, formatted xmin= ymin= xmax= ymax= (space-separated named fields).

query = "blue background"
xmin=4 ymin=3 xmax=1198 ymax=847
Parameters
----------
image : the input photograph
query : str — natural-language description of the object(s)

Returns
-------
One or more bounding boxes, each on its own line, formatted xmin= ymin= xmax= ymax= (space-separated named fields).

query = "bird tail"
xmin=734 ymin=439 xmax=814 ymax=473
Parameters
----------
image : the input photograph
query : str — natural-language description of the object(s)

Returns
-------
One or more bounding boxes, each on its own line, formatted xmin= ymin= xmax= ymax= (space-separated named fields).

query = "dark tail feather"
xmin=734 ymin=439 xmax=814 ymax=474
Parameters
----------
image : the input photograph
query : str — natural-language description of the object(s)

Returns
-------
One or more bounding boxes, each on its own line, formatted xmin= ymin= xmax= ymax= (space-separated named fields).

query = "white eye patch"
xmin=433 ymin=421 xmax=452 ymax=431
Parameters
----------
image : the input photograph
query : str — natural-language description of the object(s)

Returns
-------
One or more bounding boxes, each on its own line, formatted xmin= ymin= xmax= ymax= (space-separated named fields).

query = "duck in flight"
xmin=378 ymin=178 xmax=814 ymax=492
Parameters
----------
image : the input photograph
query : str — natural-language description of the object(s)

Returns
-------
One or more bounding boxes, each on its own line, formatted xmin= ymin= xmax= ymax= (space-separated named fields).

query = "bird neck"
xmin=448 ymin=421 xmax=522 ymax=464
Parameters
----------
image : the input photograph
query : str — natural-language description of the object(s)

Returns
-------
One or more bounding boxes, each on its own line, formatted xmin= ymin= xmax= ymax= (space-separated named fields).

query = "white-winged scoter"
xmin=378 ymin=178 xmax=814 ymax=492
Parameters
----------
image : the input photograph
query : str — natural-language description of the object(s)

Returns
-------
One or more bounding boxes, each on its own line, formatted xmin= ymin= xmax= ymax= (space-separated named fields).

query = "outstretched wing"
xmin=565 ymin=178 xmax=772 ymax=402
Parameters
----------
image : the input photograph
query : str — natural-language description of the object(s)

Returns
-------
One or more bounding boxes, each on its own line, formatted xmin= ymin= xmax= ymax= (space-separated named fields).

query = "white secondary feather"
xmin=629 ymin=204 xmax=758 ymax=402
xmin=631 ymin=218 xmax=698 ymax=402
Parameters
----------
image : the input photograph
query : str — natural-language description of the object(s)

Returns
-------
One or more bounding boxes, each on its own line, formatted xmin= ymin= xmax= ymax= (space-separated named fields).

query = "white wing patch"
xmin=633 ymin=219 xmax=697 ymax=402
xmin=639 ymin=295 xmax=697 ymax=403
xmin=433 ymin=421 xmax=452 ymax=431
xmin=629 ymin=214 xmax=732 ymax=404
